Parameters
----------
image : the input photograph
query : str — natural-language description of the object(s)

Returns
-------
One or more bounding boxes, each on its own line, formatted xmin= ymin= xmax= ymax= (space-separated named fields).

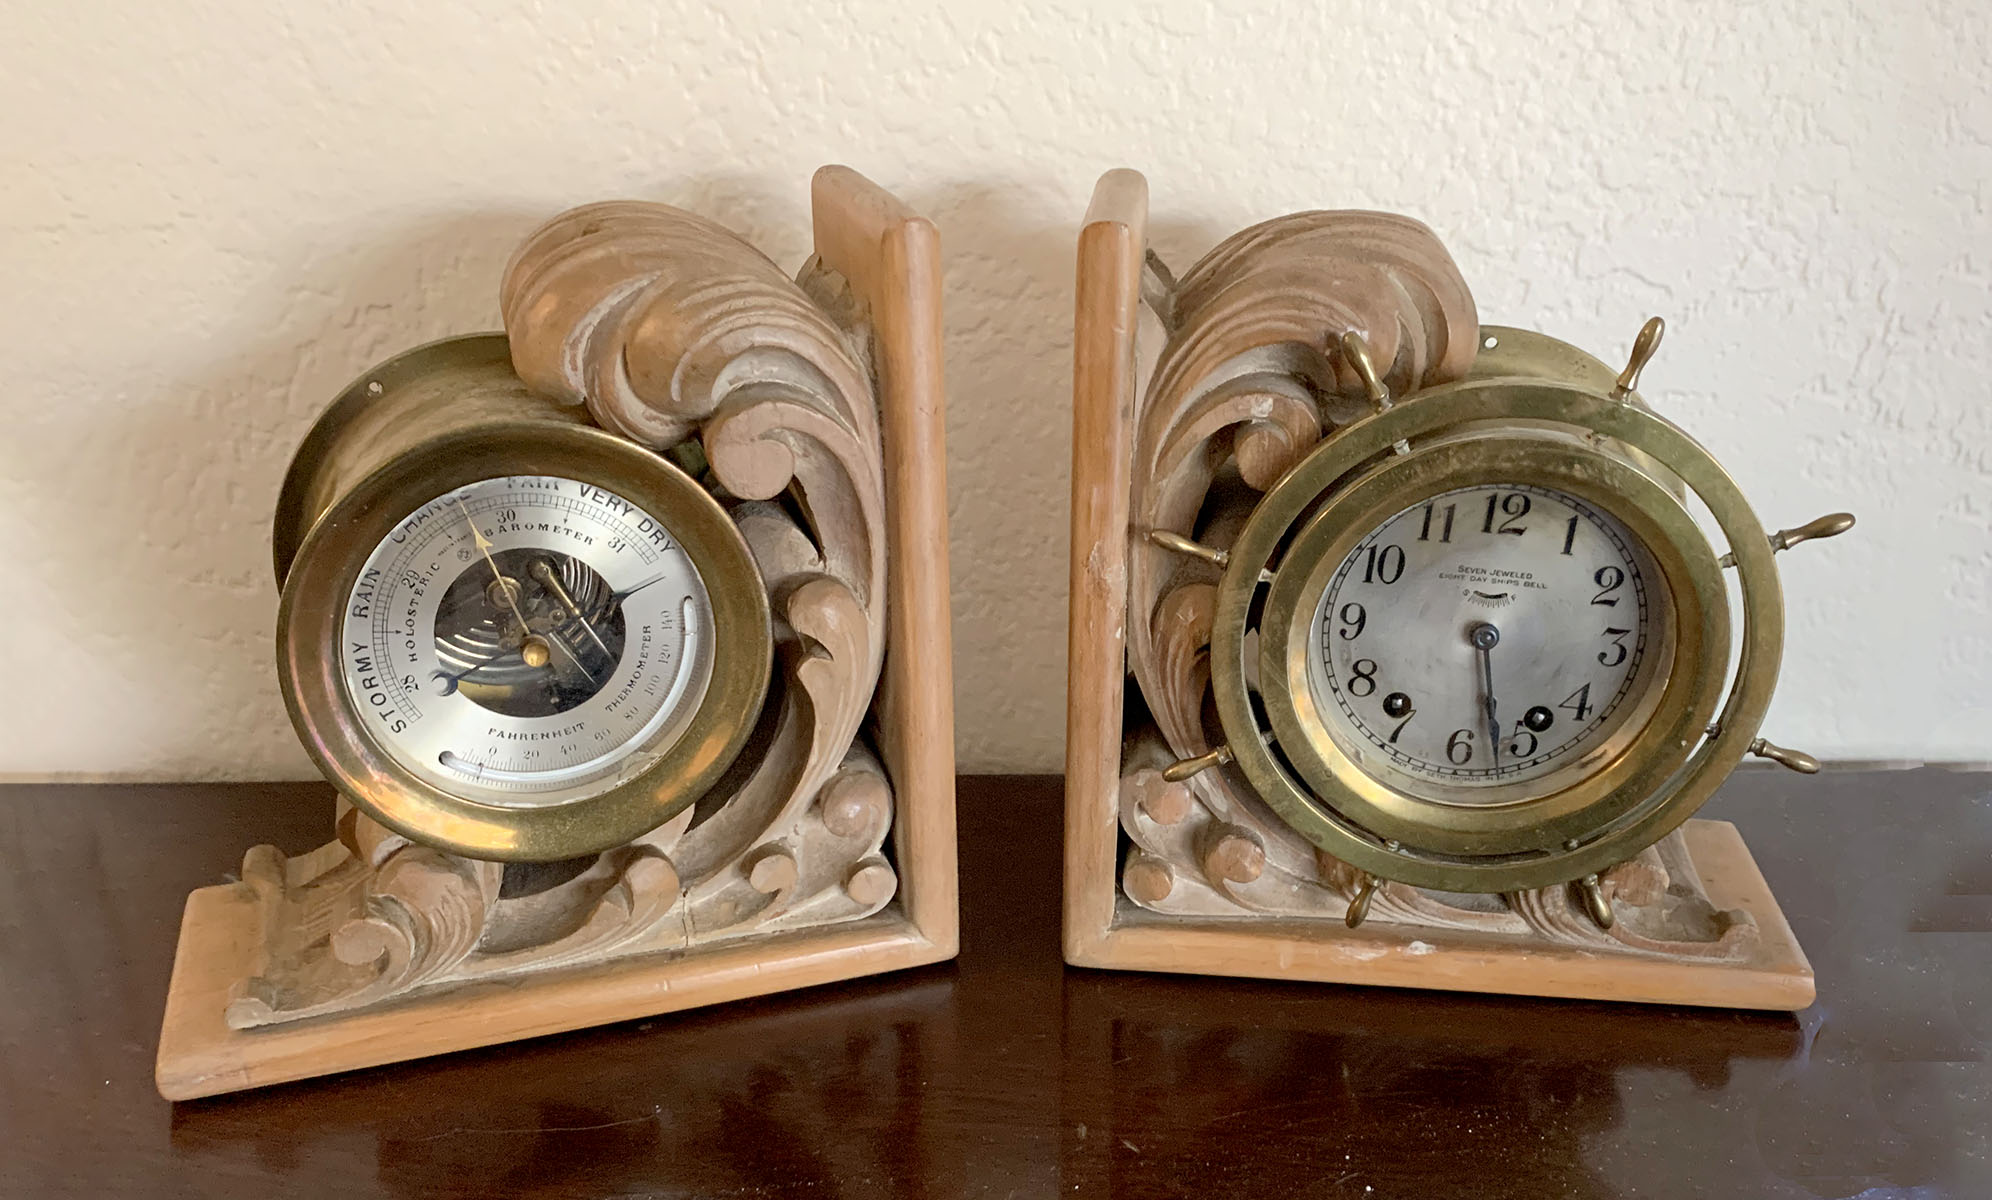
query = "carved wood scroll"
xmin=1119 ymin=212 xmax=1760 ymax=959
xmin=229 ymin=201 xmax=899 ymax=1028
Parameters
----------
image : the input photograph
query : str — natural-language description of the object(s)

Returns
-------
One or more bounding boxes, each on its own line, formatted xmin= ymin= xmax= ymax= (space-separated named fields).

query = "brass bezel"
xmin=277 ymin=347 xmax=772 ymax=863
xmin=1210 ymin=371 xmax=1785 ymax=892
xmin=1256 ymin=437 xmax=1719 ymax=856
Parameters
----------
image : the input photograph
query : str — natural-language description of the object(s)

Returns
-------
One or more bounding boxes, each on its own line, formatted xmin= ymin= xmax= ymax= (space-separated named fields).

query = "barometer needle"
xmin=529 ymin=559 xmax=613 ymax=659
xmin=1470 ymin=622 xmax=1502 ymax=768
xmin=455 ymin=498 xmax=542 ymax=664
xmin=432 ymin=660 xmax=487 ymax=695
xmin=540 ymin=628 xmax=602 ymax=685
xmin=608 ymin=573 xmax=669 ymax=606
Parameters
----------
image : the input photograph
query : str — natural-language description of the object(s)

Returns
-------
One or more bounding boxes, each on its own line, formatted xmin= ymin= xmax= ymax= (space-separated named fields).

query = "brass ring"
xmin=1256 ymin=437 xmax=1721 ymax=858
xmin=276 ymin=337 xmax=772 ymax=861
xmin=1209 ymin=358 xmax=1782 ymax=892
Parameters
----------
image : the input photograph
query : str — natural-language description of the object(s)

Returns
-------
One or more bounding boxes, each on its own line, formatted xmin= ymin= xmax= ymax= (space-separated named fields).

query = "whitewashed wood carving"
xmin=228 ymin=201 xmax=898 ymax=1028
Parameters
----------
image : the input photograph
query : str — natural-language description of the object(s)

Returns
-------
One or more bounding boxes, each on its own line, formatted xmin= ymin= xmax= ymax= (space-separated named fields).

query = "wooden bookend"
xmin=1061 ymin=169 xmax=1812 ymax=1010
xmin=157 ymin=166 xmax=959 ymax=1099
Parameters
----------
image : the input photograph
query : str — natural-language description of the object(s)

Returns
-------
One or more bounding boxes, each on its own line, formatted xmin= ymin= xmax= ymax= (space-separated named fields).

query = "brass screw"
xmin=1772 ymin=512 xmax=1857 ymax=552
xmin=521 ymin=636 xmax=552 ymax=668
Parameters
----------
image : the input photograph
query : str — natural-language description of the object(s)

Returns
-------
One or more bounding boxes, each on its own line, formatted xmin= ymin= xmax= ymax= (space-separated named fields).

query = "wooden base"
xmin=1069 ymin=818 xmax=1813 ymax=1010
xmin=157 ymin=885 xmax=948 ymax=1100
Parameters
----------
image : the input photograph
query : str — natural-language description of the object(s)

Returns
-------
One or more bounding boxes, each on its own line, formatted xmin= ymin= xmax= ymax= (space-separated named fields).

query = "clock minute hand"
xmin=1469 ymin=622 xmax=1502 ymax=768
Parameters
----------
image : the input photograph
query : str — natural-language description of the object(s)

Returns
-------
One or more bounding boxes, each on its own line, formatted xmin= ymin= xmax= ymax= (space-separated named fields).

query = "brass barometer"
xmin=158 ymin=179 xmax=957 ymax=1099
xmin=275 ymin=334 xmax=771 ymax=861
xmin=1162 ymin=320 xmax=1851 ymax=924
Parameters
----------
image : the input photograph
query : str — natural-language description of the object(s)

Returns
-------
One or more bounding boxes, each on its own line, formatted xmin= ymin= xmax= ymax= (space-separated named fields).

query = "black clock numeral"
xmin=1508 ymin=721 xmax=1539 ymax=759
xmin=1481 ymin=492 xmax=1531 ymax=536
xmin=1446 ymin=729 xmax=1475 ymax=765
xmin=1338 ymin=602 xmax=1367 ymax=640
xmin=1591 ymin=566 xmax=1627 ymax=606
xmin=1348 ymin=658 xmax=1379 ymax=697
xmin=1360 ymin=544 xmax=1405 ymax=585
xmin=1418 ymin=502 xmax=1457 ymax=543
xmin=1561 ymin=515 xmax=1580 ymax=556
xmin=1389 ymin=707 xmax=1417 ymax=744
xmin=1559 ymin=682 xmax=1594 ymax=722
xmin=1598 ymin=627 xmax=1632 ymax=667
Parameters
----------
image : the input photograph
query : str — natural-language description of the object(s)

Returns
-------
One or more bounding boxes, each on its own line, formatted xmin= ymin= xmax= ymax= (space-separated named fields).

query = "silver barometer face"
xmin=339 ymin=474 xmax=713 ymax=809
xmin=1306 ymin=482 xmax=1670 ymax=806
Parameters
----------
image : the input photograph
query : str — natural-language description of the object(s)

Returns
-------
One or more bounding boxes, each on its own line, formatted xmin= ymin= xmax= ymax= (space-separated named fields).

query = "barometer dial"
xmin=340 ymin=475 xmax=711 ymax=809
xmin=276 ymin=334 xmax=771 ymax=861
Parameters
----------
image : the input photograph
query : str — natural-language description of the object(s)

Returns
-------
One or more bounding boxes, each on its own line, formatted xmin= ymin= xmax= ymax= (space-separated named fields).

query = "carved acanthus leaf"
xmin=1117 ymin=737 xmax=1760 ymax=959
xmin=1128 ymin=210 xmax=1479 ymax=771
xmin=503 ymin=200 xmax=888 ymax=904
xmin=1124 ymin=211 xmax=1481 ymax=905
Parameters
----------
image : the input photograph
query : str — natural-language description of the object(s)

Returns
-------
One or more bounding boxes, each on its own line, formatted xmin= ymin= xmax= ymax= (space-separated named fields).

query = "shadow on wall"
xmin=907 ymin=177 xmax=1076 ymax=771
xmin=902 ymin=175 xmax=1232 ymax=772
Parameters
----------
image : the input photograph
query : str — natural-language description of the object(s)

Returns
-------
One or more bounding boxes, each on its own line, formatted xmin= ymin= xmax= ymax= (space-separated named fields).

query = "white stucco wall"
xmin=1 ymin=0 xmax=1985 ymax=779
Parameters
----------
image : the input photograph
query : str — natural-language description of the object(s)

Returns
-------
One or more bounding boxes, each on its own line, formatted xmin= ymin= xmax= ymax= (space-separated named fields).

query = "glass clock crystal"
xmin=275 ymin=334 xmax=771 ymax=861
xmin=1307 ymin=481 xmax=1666 ymax=803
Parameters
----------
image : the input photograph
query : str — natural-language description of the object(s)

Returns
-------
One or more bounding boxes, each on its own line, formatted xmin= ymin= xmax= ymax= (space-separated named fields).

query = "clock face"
xmin=1306 ymin=482 xmax=1669 ymax=805
xmin=339 ymin=474 xmax=712 ymax=809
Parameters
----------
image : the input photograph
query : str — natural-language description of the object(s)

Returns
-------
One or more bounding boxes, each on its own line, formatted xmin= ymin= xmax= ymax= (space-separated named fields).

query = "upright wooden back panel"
xmin=1063 ymin=170 xmax=1148 ymax=964
xmin=812 ymin=165 xmax=960 ymax=955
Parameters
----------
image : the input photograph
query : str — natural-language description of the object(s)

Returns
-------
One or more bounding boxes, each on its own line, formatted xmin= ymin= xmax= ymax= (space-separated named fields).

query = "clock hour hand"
xmin=1469 ymin=622 xmax=1501 ymax=768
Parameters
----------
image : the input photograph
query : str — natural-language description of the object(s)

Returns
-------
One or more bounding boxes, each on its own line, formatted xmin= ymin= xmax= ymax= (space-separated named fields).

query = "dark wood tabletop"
xmin=1 ymin=768 xmax=1986 ymax=1198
